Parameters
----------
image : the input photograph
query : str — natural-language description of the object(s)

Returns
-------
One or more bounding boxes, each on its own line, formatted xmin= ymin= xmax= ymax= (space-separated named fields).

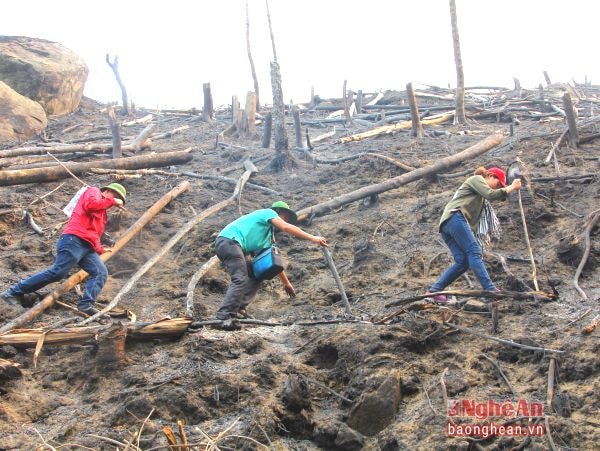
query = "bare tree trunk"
xmin=293 ymin=107 xmax=303 ymax=149
xmin=356 ymin=89 xmax=363 ymax=114
xmin=562 ymin=92 xmax=579 ymax=147
xmin=449 ymin=0 xmax=466 ymax=124
xmin=105 ymin=54 xmax=132 ymax=116
xmin=246 ymin=0 xmax=260 ymax=110
xmin=406 ymin=82 xmax=423 ymax=138
xmin=265 ymin=0 xmax=278 ymax=62
xmin=245 ymin=91 xmax=257 ymax=136
xmin=269 ymin=61 xmax=296 ymax=171
xmin=261 ymin=112 xmax=272 ymax=148
xmin=543 ymin=70 xmax=552 ymax=86
xmin=107 ymin=104 xmax=122 ymax=158
xmin=202 ymin=83 xmax=214 ymax=122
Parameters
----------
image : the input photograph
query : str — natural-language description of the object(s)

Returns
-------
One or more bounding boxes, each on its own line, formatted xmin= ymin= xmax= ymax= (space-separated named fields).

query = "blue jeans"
xmin=214 ymin=237 xmax=262 ymax=320
xmin=430 ymin=212 xmax=495 ymax=292
xmin=8 ymin=234 xmax=108 ymax=310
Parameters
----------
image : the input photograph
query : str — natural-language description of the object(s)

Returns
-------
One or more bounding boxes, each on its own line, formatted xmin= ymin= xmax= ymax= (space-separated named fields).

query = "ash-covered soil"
xmin=0 ymin=95 xmax=599 ymax=450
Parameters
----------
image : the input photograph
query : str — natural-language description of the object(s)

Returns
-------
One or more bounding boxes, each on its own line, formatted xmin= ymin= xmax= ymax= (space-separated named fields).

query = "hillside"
xmin=0 ymin=87 xmax=599 ymax=450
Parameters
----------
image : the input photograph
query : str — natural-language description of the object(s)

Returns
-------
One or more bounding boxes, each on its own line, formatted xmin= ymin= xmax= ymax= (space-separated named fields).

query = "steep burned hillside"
xmin=0 ymin=89 xmax=599 ymax=450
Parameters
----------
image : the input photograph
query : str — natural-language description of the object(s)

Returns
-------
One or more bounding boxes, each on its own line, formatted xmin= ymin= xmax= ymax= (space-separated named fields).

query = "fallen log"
xmin=297 ymin=133 xmax=503 ymax=221
xmin=336 ymin=112 xmax=453 ymax=143
xmin=0 ymin=181 xmax=192 ymax=334
xmin=574 ymin=209 xmax=600 ymax=299
xmin=0 ymin=318 xmax=193 ymax=348
xmin=0 ymin=150 xmax=193 ymax=186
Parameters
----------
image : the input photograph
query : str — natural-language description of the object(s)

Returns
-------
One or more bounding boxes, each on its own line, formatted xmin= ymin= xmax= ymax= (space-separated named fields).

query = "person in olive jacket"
xmin=427 ymin=167 xmax=521 ymax=303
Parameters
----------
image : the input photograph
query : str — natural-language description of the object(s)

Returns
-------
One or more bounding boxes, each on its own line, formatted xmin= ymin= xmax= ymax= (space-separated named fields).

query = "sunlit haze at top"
xmin=4 ymin=0 xmax=598 ymax=109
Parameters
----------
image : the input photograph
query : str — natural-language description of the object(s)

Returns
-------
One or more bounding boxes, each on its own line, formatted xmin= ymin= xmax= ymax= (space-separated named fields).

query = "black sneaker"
xmin=1 ymin=289 xmax=23 ymax=307
xmin=78 ymin=305 xmax=110 ymax=319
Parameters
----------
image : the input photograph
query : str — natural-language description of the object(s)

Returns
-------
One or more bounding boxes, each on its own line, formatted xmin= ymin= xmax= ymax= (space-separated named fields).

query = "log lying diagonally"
xmin=79 ymin=160 xmax=258 ymax=325
xmin=0 ymin=149 xmax=193 ymax=186
xmin=296 ymin=133 xmax=503 ymax=222
xmin=0 ymin=181 xmax=192 ymax=334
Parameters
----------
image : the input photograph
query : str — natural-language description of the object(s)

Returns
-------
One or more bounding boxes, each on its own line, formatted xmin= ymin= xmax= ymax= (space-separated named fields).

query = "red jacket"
xmin=62 ymin=187 xmax=117 ymax=253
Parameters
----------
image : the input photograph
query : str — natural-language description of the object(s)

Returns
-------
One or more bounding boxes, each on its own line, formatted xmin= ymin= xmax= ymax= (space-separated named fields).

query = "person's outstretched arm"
xmin=270 ymin=217 xmax=328 ymax=247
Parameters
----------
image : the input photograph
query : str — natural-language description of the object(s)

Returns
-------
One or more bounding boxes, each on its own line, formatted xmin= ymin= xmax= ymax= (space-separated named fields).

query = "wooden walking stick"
xmin=321 ymin=246 xmax=352 ymax=315
xmin=507 ymin=159 xmax=539 ymax=291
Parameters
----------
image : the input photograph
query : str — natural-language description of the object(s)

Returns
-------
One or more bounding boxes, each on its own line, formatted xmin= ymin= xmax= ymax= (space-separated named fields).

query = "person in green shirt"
xmin=427 ymin=167 xmax=522 ymax=302
xmin=214 ymin=201 xmax=328 ymax=320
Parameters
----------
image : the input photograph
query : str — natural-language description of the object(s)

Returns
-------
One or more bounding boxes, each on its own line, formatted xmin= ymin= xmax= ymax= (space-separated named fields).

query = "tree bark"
xmin=0 ymin=181 xmax=192 ymax=334
xmin=297 ymin=133 xmax=503 ymax=221
xmin=0 ymin=150 xmax=193 ymax=186
xmin=269 ymin=61 xmax=296 ymax=171
xmin=245 ymin=91 xmax=257 ymax=136
xmin=293 ymin=107 xmax=303 ymax=149
xmin=449 ymin=0 xmax=466 ymax=124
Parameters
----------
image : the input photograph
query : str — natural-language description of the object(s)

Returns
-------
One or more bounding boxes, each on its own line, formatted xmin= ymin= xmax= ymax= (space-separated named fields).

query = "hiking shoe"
xmin=1 ymin=289 xmax=23 ymax=307
xmin=425 ymin=292 xmax=448 ymax=303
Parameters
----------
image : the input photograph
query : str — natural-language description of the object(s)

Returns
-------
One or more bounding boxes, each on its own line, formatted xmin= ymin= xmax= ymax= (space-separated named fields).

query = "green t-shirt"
xmin=439 ymin=175 xmax=508 ymax=230
xmin=218 ymin=208 xmax=278 ymax=253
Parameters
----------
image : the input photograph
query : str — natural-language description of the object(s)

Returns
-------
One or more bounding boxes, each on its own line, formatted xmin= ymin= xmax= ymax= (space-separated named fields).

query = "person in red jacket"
xmin=1 ymin=183 xmax=126 ymax=316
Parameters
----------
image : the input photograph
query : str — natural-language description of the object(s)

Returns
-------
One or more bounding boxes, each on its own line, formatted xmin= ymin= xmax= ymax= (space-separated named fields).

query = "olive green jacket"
xmin=439 ymin=175 xmax=508 ymax=231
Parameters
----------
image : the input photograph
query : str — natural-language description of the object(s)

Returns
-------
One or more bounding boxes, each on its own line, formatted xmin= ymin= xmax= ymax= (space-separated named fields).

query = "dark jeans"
xmin=214 ymin=236 xmax=262 ymax=320
xmin=430 ymin=212 xmax=495 ymax=292
xmin=8 ymin=234 xmax=108 ymax=310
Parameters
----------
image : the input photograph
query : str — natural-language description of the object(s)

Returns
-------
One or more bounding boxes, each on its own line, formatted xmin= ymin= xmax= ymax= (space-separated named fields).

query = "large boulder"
xmin=0 ymin=80 xmax=47 ymax=142
xmin=0 ymin=36 xmax=88 ymax=116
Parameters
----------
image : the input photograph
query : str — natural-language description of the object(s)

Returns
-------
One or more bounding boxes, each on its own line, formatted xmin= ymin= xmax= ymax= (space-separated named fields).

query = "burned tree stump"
xmin=406 ymin=82 xmax=423 ymax=138
xmin=96 ymin=324 xmax=127 ymax=370
xmin=0 ymin=359 xmax=21 ymax=381
xmin=261 ymin=112 xmax=272 ymax=148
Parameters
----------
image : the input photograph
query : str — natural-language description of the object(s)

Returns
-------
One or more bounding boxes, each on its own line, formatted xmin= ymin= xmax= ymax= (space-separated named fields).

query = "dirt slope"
xmin=0 ymin=95 xmax=599 ymax=450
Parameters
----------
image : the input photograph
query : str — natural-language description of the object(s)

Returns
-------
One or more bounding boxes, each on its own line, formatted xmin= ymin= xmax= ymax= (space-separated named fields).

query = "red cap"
xmin=487 ymin=167 xmax=507 ymax=187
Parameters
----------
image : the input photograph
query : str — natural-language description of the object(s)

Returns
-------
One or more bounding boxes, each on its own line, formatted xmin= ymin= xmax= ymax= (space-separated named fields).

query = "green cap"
xmin=271 ymin=200 xmax=297 ymax=224
xmin=101 ymin=183 xmax=127 ymax=203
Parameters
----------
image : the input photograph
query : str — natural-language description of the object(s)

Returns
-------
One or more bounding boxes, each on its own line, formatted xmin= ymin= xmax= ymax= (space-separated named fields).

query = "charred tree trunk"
xmin=406 ymin=82 xmax=423 ymax=138
xmin=105 ymin=54 xmax=132 ymax=116
xmin=107 ymin=104 xmax=122 ymax=158
xmin=269 ymin=61 xmax=296 ymax=171
xmin=246 ymin=0 xmax=260 ymax=110
xmin=562 ymin=92 xmax=579 ymax=147
xmin=265 ymin=0 xmax=278 ymax=62
xmin=202 ymin=83 xmax=214 ymax=122
xmin=449 ymin=0 xmax=466 ymax=124
xmin=356 ymin=89 xmax=363 ymax=114
xmin=261 ymin=112 xmax=272 ymax=148
xmin=544 ymin=70 xmax=552 ymax=86
xmin=0 ymin=150 xmax=193 ymax=186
